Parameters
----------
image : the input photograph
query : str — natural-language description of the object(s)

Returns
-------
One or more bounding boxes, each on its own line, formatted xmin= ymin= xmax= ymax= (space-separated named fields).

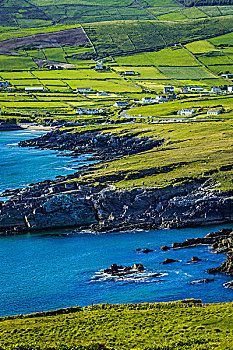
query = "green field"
xmin=0 ymin=301 xmax=232 ymax=350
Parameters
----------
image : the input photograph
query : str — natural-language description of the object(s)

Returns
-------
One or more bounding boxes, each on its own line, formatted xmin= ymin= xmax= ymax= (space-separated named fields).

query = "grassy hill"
xmin=0 ymin=300 xmax=232 ymax=349
xmin=0 ymin=0 xmax=233 ymax=27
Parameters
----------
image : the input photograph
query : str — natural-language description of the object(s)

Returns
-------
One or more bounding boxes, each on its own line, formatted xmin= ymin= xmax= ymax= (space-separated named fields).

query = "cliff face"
xmin=1 ymin=128 xmax=233 ymax=234
xmin=0 ymin=177 xmax=233 ymax=233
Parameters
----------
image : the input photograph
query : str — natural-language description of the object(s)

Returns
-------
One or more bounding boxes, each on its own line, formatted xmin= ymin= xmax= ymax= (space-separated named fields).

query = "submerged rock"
xmin=161 ymin=258 xmax=180 ymax=265
xmin=188 ymin=278 xmax=215 ymax=285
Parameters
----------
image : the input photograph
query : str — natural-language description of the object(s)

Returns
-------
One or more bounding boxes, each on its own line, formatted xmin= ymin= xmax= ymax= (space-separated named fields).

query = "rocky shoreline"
xmin=0 ymin=128 xmax=233 ymax=235
xmin=160 ymin=228 xmax=233 ymax=278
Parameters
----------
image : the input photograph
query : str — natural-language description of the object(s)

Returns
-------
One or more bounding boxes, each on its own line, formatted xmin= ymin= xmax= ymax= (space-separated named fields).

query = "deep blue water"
xmin=0 ymin=129 xmax=90 ymax=195
xmin=0 ymin=130 xmax=232 ymax=317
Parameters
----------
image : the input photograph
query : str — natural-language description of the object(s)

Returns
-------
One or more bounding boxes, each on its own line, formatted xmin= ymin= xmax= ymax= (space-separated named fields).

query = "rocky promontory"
xmin=1 ymin=128 xmax=233 ymax=235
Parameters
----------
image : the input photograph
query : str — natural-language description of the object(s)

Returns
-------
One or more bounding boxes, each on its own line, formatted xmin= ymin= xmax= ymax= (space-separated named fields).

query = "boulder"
xmin=161 ymin=258 xmax=180 ymax=265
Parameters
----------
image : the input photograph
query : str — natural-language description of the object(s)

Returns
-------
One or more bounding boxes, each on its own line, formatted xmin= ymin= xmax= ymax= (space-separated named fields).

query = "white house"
xmin=207 ymin=109 xmax=221 ymax=115
xmin=76 ymin=108 xmax=103 ymax=115
xmin=140 ymin=97 xmax=155 ymax=104
xmin=228 ymin=86 xmax=233 ymax=93
xmin=25 ymin=87 xmax=44 ymax=92
xmin=189 ymin=86 xmax=204 ymax=92
xmin=97 ymin=91 xmax=109 ymax=96
xmin=211 ymin=86 xmax=221 ymax=94
xmin=177 ymin=109 xmax=195 ymax=116
xmin=124 ymin=71 xmax=135 ymax=76
xmin=75 ymin=88 xmax=93 ymax=93
xmin=0 ymin=81 xmax=10 ymax=88
xmin=164 ymin=86 xmax=174 ymax=94
xmin=221 ymin=73 xmax=233 ymax=79
xmin=181 ymin=87 xmax=189 ymax=93
xmin=155 ymin=95 xmax=168 ymax=103
xmin=95 ymin=64 xmax=104 ymax=70
xmin=113 ymin=101 xmax=128 ymax=107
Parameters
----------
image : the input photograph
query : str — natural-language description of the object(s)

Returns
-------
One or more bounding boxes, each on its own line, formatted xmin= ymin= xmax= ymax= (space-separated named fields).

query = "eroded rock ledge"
xmin=160 ymin=228 xmax=233 ymax=276
xmin=18 ymin=129 xmax=164 ymax=161
xmin=0 ymin=176 xmax=233 ymax=234
xmin=1 ymin=129 xmax=233 ymax=235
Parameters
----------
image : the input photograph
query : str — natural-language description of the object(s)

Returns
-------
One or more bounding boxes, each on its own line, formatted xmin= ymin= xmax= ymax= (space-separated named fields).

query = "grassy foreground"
xmin=0 ymin=300 xmax=232 ymax=349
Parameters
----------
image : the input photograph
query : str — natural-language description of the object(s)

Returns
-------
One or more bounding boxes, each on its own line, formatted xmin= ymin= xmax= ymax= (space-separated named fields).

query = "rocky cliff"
xmin=0 ymin=175 xmax=233 ymax=233
xmin=1 ymin=128 xmax=233 ymax=234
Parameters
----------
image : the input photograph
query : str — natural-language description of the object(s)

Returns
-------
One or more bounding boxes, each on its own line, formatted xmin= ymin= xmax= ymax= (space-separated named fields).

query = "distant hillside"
xmin=0 ymin=0 xmax=233 ymax=28
xmin=179 ymin=0 xmax=233 ymax=5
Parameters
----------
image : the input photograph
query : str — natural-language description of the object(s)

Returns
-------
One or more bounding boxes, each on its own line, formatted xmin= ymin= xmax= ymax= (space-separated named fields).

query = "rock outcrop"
xmin=1 ymin=129 xmax=233 ymax=235
xmin=1 ymin=176 xmax=233 ymax=235
xmin=18 ymin=129 xmax=164 ymax=161
xmin=159 ymin=228 xmax=233 ymax=276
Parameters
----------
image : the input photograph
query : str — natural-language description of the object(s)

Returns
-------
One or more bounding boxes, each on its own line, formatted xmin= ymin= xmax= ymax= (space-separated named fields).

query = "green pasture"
xmin=0 ymin=55 xmax=36 ymax=71
xmin=113 ymin=66 xmax=166 ymax=80
xmin=0 ymin=71 xmax=34 ymax=79
xmin=157 ymin=12 xmax=187 ymax=21
xmin=78 ymin=118 xmax=233 ymax=191
xmin=207 ymin=64 xmax=233 ymax=74
xmin=0 ymin=301 xmax=232 ymax=350
xmin=115 ymin=47 xmax=200 ymax=67
xmin=0 ymin=25 xmax=79 ymax=42
xmin=221 ymin=47 xmax=233 ymax=60
xmin=9 ymin=79 xmax=42 ymax=87
xmin=185 ymin=40 xmax=218 ymax=54
xmin=196 ymin=53 xmax=233 ymax=66
xmin=126 ymin=96 xmax=233 ymax=117
xmin=158 ymin=66 xmax=216 ymax=80
xmin=42 ymin=48 xmax=67 ymax=63
xmin=209 ymin=31 xmax=233 ymax=46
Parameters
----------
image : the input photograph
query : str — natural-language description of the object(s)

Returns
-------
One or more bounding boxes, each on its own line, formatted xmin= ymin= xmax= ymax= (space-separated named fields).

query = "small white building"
xmin=189 ymin=86 xmax=204 ymax=92
xmin=124 ymin=71 xmax=135 ymax=76
xmin=228 ymin=86 xmax=233 ymax=93
xmin=181 ymin=87 xmax=189 ymax=93
xmin=76 ymin=108 xmax=103 ymax=115
xmin=113 ymin=101 xmax=128 ymax=107
xmin=25 ymin=87 xmax=44 ymax=92
xmin=207 ymin=109 xmax=221 ymax=115
xmin=177 ymin=109 xmax=195 ymax=116
xmin=164 ymin=86 xmax=174 ymax=94
xmin=221 ymin=73 xmax=233 ymax=79
xmin=0 ymin=81 xmax=10 ymax=88
xmin=76 ymin=88 xmax=93 ymax=93
xmin=97 ymin=91 xmax=109 ymax=96
xmin=95 ymin=64 xmax=104 ymax=70
xmin=211 ymin=86 xmax=221 ymax=94
xmin=155 ymin=95 xmax=168 ymax=103
xmin=140 ymin=97 xmax=155 ymax=104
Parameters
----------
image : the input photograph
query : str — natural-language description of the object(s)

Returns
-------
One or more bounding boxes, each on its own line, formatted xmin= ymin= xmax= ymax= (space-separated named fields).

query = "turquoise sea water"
xmin=0 ymin=130 xmax=232 ymax=317
xmin=0 ymin=129 xmax=90 ymax=195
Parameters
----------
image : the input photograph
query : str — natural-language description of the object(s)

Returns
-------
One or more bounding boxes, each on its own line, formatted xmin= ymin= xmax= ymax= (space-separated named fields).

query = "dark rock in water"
xmin=160 ymin=245 xmax=170 ymax=251
xmin=161 ymin=258 xmax=180 ymax=265
xmin=188 ymin=278 xmax=215 ymax=285
xmin=151 ymin=273 xmax=162 ymax=277
xmin=207 ymin=253 xmax=233 ymax=275
xmin=190 ymin=256 xmax=202 ymax=263
xmin=133 ymin=263 xmax=144 ymax=271
xmin=223 ymin=280 xmax=233 ymax=289
xmin=141 ymin=248 xmax=154 ymax=253
xmin=103 ymin=263 xmax=145 ymax=276
xmin=0 ymin=119 xmax=22 ymax=131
